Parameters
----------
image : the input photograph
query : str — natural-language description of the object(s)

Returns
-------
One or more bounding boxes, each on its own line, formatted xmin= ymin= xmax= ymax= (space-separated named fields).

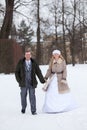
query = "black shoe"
xmin=32 ymin=112 xmax=37 ymax=115
xmin=21 ymin=109 xmax=25 ymax=114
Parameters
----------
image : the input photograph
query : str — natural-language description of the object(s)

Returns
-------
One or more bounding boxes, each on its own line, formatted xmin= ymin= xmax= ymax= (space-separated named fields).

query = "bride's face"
xmin=53 ymin=54 xmax=60 ymax=60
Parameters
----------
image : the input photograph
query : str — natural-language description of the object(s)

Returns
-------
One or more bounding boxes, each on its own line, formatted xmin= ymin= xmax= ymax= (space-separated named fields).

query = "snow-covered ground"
xmin=0 ymin=64 xmax=87 ymax=130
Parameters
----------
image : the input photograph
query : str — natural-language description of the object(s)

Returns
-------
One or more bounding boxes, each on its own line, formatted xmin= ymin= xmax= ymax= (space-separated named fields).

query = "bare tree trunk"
xmin=72 ymin=0 xmax=76 ymax=66
xmin=62 ymin=0 xmax=67 ymax=63
xmin=36 ymin=0 xmax=41 ymax=64
xmin=54 ymin=8 xmax=58 ymax=47
xmin=0 ymin=0 xmax=14 ymax=39
xmin=78 ymin=0 xmax=84 ymax=63
xmin=81 ymin=1 xmax=86 ymax=63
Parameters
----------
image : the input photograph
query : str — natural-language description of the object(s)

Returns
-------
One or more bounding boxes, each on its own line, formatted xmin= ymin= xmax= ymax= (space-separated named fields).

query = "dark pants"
xmin=20 ymin=81 xmax=36 ymax=113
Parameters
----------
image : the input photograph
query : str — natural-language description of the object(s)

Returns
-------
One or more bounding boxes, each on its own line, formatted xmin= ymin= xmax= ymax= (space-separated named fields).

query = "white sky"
xmin=0 ymin=0 xmax=5 ymax=5
xmin=0 ymin=64 xmax=87 ymax=130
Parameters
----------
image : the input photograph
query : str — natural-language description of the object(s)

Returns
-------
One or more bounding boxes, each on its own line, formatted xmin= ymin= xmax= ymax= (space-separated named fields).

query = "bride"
xmin=42 ymin=49 xmax=78 ymax=113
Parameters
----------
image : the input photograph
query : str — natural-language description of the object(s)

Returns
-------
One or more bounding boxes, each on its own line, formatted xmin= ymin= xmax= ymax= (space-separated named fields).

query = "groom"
xmin=15 ymin=46 xmax=45 ymax=115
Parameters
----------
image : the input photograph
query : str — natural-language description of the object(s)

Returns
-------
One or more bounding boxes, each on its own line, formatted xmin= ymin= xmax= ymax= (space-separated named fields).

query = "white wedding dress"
xmin=43 ymin=74 xmax=78 ymax=113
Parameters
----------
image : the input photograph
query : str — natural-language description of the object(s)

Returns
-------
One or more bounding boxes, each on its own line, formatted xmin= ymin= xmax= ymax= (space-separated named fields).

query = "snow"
xmin=0 ymin=64 xmax=87 ymax=130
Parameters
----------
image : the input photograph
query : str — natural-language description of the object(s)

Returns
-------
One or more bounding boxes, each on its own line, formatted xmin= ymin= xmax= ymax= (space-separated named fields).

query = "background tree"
xmin=61 ymin=0 xmax=67 ymax=63
xmin=36 ymin=0 xmax=41 ymax=64
xmin=47 ymin=0 xmax=61 ymax=48
xmin=17 ymin=20 xmax=34 ymax=45
xmin=0 ymin=0 xmax=87 ymax=65
xmin=0 ymin=0 xmax=14 ymax=39
xmin=64 ymin=0 xmax=78 ymax=66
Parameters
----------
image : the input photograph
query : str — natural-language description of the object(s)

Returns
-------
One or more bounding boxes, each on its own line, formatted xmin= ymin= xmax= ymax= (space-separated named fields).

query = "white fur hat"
xmin=52 ymin=50 xmax=61 ymax=55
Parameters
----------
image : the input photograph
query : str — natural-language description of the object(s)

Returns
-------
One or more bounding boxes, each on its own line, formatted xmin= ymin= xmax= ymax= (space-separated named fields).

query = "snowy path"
xmin=0 ymin=64 xmax=87 ymax=130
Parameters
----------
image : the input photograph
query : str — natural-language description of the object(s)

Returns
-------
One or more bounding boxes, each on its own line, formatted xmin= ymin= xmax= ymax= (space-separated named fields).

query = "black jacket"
xmin=15 ymin=58 xmax=45 ymax=88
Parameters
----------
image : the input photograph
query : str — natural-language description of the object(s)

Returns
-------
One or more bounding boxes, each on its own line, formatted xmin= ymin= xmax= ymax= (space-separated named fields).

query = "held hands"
xmin=42 ymin=77 xmax=48 ymax=91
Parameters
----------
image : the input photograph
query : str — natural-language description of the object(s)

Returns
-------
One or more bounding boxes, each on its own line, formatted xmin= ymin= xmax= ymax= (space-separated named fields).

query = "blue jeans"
xmin=20 ymin=82 xmax=36 ymax=113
